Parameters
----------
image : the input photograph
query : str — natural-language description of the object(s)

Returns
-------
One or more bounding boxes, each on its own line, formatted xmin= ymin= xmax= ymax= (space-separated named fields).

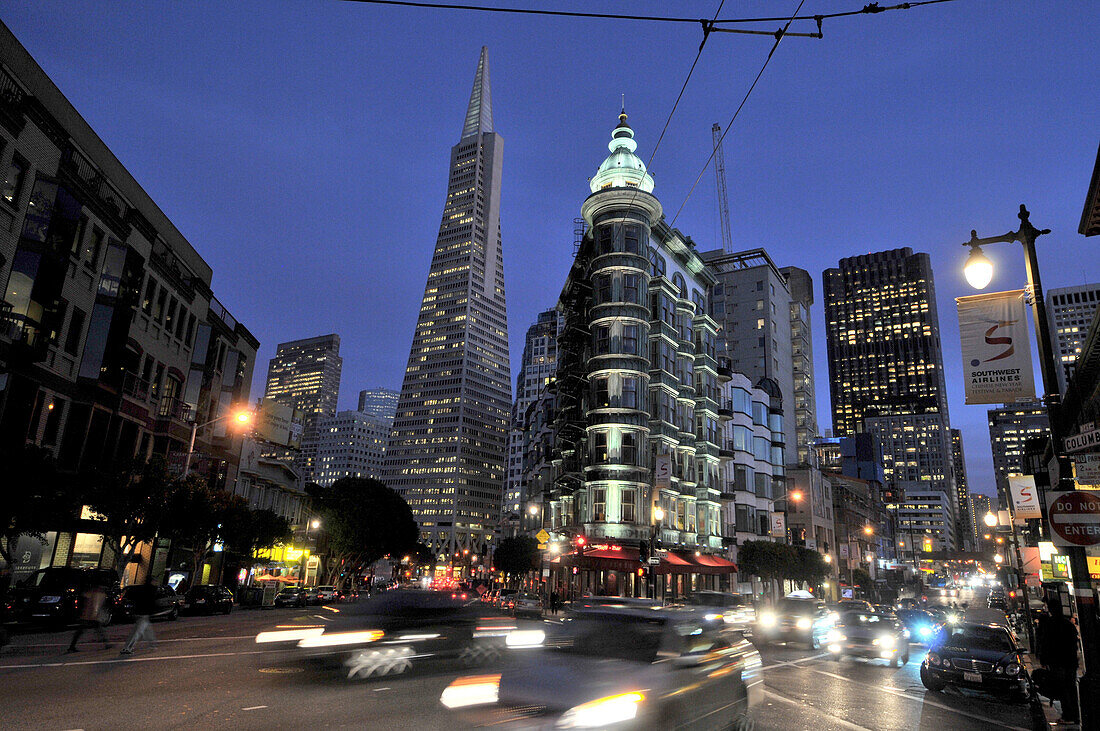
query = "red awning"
xmin=691 ymin=553 xmax=738 ymax=574
xmin=553 ymin=546 xmax=641 ymax=572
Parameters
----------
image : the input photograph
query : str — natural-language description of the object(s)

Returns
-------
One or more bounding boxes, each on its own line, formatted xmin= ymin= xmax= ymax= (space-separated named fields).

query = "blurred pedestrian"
xmin=1036 ymin=599 xmax=1080 ymax=724
xmin=67 ymin=579 xmax=111 ymax=652
xmin=120 ymin=577 xmax=159 ymax=656
xmin=549 ymin=589 xmax=560 ymax=615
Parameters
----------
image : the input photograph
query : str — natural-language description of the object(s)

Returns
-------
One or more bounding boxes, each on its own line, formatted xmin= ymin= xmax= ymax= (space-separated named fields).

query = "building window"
xmin=593 ymin=325 xmax=610 ymax=354
xmin=142 ymin=277 xmax=157 ymax=315
xmin=64 ymin=307 xmax=85 ymax=356
xmin=2 ymin=155 xmax=27 ymax=207
xmin=621 ymin=325 xmax=639 ymax=355
xmin=624 ymin=224 xmax=642 ymax=254
xmin=621 ymin=377 xmax=639 ymax=409
xmin=592 ymin=488 xmax=606 ymax=522
xmin=621 ymin=488 xmax=636 ymax=523
xmin=597 ymin=226 xmax=614 ymax=255
xmin=592 ymin=377 xmax=610 ymax=408
xmin=591 ymin=431 xmax=609 ymax=463
xmin=649 ymin=247 xmax=666 ymax=277
xmin=70 ymin=215 xmax=88 ymax=257
xmin=623 ymin=273 xmax=640 ymax=304
xmin=84 ymin=226 xmax=105 ymax=269
xmin=595 ymin=274 xmax=612 ymax=304
xmin=621 ymin=431 xmax=638 ymax=465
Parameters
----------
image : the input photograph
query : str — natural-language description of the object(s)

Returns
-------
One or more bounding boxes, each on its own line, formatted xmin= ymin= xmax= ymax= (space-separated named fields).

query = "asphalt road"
xmin=0 ymin=592 xmax=1035 ymax=730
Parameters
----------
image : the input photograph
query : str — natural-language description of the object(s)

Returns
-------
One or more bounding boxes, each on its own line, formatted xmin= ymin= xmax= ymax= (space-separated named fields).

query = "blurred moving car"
xmin=118 ymin=584 xmax=182 ymax=622
xmin=255 ymin=589 xmax=513 ymax=679
xmin=440 ymin=606 xmax=761 ymax=730
xmin=495 ymin=589 xmax=518 ymax=611
xmin=274 ymin=587 xmax=309 ymax=608
xmin=13 ymin=568 xmax=122 ymax=625
xmin=184 ymin=585 xmax=234 ymax=615
xmin=920 ymin=622 xmax=1030 ymax=701
xmin=512 ymin=593 xmax=542 ymax=618
xmin=896 ymin=608 xmax=942 ymax=644
xmin=756 ymin=597 xmax=835 ymax=649
xmin=683 ymin=591 xmax=756 ymax=633
xmin=833 ymin=599 xmax=874 ymax=613
xmin=826 ymin=610 xmax=910 ymax=666
xmin=316 ymin=586 xmax=339 ymax=603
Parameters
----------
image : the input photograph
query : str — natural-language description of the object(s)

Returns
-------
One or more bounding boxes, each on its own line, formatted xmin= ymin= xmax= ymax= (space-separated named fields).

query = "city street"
xmin=0 ymin=600 xmax=1033 ymax=730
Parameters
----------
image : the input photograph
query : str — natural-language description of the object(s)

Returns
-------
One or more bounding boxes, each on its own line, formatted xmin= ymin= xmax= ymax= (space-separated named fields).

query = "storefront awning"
xmin=691 ymin=553 xmax=738 ymax=574
xmin=552 ymin=547 xmax=736 ymax=575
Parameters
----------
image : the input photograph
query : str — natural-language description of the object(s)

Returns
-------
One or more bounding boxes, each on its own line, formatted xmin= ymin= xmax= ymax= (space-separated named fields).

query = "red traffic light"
xmin=575 ymin=536 xmax=586 ymax=547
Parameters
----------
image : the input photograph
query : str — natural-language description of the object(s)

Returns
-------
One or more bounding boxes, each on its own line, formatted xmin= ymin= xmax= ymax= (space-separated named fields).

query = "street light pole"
xmin=183 ymin=409 xmax=252 ymax=476
xmin=964 ymin=205 xmax=1097 ymax=725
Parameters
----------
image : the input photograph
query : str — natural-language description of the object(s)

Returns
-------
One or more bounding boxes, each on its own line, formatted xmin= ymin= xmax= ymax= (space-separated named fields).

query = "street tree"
xmin=493 ymin=536 xmax=540 ymax=582
xmin=83 ymin=457 xmax=176 ymax=570
xmin=163 ymin=476 xmax=250 ymax=583
xmin=738 ymin=540 xmax=792 ymax=599
xmin=0 ymin=445 xmax=81 ymax=575
xmin=306 ymin=478 xmax=418 ymax=587
xmin=790 ymin=546 xmax=831 ymax=590
xmin=230 ymin=508 xmax=293 ymax=562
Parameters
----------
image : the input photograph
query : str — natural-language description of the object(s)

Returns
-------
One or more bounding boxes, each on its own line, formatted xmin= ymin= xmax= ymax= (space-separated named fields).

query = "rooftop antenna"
xmin=712 ymin=123 xmax=733 ymax=253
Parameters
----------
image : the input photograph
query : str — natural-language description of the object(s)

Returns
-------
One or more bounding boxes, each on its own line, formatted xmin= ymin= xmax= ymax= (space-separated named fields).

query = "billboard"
xmin=254 ymin=398 xmax=303 ymax=448
xmin=1008 ymin=475 xmax=1042 ymax=520
xmin=956 ymin=290 xmax=1036 ymax=404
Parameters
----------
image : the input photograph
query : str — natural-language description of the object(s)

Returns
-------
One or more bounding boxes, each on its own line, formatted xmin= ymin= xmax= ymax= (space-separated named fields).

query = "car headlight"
xmin=946 ymin=613 xmax=959 ymax=624
xmin=440 ymin=674 xmax=501 ymax=709
xmin=874 ymin=635 xmax=895 ymax=648
xmin=926 ymin=652 xmax=940 ymax=667
xmin=795 ymin=617 xmax=812 ymax=630
xmin=506 ymin=629 xmax=545 ymax=648
xmin=1005 ymin=663 xmax=1021 ymax=676
xmin=918 ymin=625 xmax=933 ymax=638
xmin=759 ymin=612 xmax=777 ymax=627
xmin=826 ymin=630 xmax=846 ymax=643
xmin=703 ymin=612 xmax=724 ymax=622
xmin=555 ymin=691 xmax=645 ymax=728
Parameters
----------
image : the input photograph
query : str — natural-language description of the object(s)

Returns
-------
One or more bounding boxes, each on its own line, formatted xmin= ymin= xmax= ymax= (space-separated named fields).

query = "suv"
xmin=274 ymin=587 xmax=309 ymax=607
xmin=14 ymin=568 xmax=122 ymax=625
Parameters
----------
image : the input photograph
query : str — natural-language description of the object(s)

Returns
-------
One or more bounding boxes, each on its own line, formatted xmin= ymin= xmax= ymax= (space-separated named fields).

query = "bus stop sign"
xmin=1048 ymin=491 xmax=1100 ymax=547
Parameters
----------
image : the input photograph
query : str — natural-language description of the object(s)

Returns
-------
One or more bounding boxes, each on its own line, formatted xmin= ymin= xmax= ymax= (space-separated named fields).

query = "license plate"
xmin=40 ymin=596 xmax=61 ymax=603
xmin=963 ymin=672 xmax=981 ymax=683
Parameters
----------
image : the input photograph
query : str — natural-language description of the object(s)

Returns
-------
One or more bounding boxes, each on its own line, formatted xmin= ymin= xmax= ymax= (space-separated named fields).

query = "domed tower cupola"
xmin=589 ymin=107 xmax=655 ymax=194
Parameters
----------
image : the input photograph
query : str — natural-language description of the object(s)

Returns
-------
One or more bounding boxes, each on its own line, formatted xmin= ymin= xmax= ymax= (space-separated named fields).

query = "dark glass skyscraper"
xmin=384 ymin=48 xmax=511 ymax=562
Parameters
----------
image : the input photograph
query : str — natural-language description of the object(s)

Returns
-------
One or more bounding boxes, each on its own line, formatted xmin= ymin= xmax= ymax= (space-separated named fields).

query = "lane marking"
xmin=761 ymin=652 xmax=827 ymax=670
xmin=762 ymin=688 xmax=872 ymax=731
xmin=801 ymin=665 xmax=1030 ymax=730
xmin=0 ymin=646 xmax=346 ymax=670
xmin=372 ymin=687 xmax=391 ymax=692
xmin=241 ymin=706 xmax=267 ymax=711
xmin=312 ymin=615 xmax=332 ymax=622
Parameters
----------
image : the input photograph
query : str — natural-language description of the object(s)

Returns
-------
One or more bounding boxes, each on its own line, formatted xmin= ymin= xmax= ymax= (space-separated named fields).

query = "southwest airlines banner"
xmin=956 ymin=290 xmax=1036 ymax=404
xmin=1008 ymin=475 xmax=1042 ymax=520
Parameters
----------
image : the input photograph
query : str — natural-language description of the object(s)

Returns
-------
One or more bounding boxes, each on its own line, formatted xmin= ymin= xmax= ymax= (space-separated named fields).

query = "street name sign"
xmin=1065 ymin=428 xmax=1100 ymax=454
xmin=1048 ymin=491 xmax=1100 ymax=547
xmin=647 ymin=557 xmax=661 ymax=565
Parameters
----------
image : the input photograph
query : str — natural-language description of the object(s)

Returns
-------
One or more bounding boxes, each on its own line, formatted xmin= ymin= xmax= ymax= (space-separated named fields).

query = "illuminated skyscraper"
xmin=384 ymin=48 xmax=511 ymax=560
xmin=263 ymin=333 xmax=342 ymax=481
xmin=1047 ymin=284 xmax=1100 ymax=394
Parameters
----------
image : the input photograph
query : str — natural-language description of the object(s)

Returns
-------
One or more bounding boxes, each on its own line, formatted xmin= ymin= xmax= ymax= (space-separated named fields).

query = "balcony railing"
xmin=121 ymin=371 xmax=151 ymax=401
xmin=156 ymin=396 xmax=193 ymax=421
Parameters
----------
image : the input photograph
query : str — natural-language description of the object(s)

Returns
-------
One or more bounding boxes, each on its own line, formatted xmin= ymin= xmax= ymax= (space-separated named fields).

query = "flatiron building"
xmin=384 ymin=48 xmax=511 ymax=562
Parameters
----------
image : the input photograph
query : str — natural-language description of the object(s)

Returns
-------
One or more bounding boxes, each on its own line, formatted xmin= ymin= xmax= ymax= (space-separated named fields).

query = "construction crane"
xmin=712 ymin=123 xmax=733 ymax=253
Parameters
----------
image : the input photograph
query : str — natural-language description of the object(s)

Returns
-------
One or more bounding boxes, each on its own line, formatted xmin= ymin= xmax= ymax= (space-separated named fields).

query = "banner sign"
xmin=769 ymin=512 xmax=786 ymax=538
xmin=956 ymin=290 xmax=1036 ymax=404
xmin=654 ymin=454 xmax=672 ymax=490
xmin=1008 ymin=475 xmax=1042 ymax=519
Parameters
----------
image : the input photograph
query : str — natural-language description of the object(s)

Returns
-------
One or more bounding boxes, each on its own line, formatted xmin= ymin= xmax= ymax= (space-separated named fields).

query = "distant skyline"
xmin=5 ymin=1 xmax=1097 ymax=498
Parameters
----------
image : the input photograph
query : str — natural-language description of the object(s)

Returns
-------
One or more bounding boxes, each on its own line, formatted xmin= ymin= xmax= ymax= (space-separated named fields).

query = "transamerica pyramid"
xmin=384 ymin=48 xmax=511 ymax=566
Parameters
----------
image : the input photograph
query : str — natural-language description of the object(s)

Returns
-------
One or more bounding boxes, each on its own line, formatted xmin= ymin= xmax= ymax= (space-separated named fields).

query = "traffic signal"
xmin=639 ymin=540 xmax=650 ymax=564
xmin=637 ymin=567 xmax=646 ymax=577
xmin=574 ymin=535 xmax=586 ymax=554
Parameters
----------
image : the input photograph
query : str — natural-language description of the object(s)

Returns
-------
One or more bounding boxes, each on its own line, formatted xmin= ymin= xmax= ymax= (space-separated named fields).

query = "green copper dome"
xmin=589 ymin=109 xmax=655 ymax=194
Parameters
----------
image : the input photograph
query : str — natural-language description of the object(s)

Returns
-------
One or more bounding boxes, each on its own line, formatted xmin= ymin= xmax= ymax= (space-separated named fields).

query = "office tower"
xmin=504 ymin=308 xmax=563 ymax=525
xmin=702 ymin=249 xmax=808 ymax=465
xmin=315 ymin=410 xmax=392 ymax=485
xmin=544 ymin=110 xmax=743 ymax=598
xmin=1047 ymin=284 xmax=1100 ymax=394
xmin=823 ymin=248 xmax=956 ymax=549
xmin=971 ymin=493 xmax=993 ymax=551
xmin=950 ymin=428 xmax=974 ymax=551
xmin=987 ymin=401 xmax=1050 ymax=502
xmin=357 ymin=386 xmax=399 ymax=419
xmin=263 ymin=334 xmax=342 ymax=482
xmin=384 ymin=48 xmax=511 ymax=561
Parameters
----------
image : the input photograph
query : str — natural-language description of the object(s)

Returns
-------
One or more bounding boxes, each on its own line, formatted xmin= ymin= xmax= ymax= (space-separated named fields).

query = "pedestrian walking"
xmin=67 ymin=580 xmax=111 ymax=652
xmin=1036 ymin=598 xmax=1080 ymax=725
xmin=120 ymin=578 xmax=159 ymax=656
xmin=550 ymin=589 xmax=560 ymax=616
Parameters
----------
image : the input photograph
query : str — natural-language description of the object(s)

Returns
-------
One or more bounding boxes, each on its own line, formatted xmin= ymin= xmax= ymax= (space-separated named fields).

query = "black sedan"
xmin=825 ymin=610 xmax=910 ymax=666
xmin=117 ymin=585 xmax=183 ymax=622
xmin=440 ymin=606 xmax=762 ymax=730
xmin=255 ymin=589 xmax=511 ymax=679
xmin=274 ymin=587 xmax=309 ymax=608
xmin=184 ymin=585 xmax=234 ymax=615
xmin=13 ymin=568 xmax=123 ymax=625
xmin=920 ymin=622 xmax=1031 ymax=701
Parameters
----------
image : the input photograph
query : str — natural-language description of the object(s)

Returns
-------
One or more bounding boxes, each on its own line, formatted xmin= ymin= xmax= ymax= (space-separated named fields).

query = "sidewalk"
xmin=1024 ymin=652 xmax=1080 ymax=730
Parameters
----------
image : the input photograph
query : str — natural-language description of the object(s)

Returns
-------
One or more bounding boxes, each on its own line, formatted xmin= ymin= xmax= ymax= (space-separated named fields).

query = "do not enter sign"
xmin=1048 ymin=491 xmax=1100 ymax=547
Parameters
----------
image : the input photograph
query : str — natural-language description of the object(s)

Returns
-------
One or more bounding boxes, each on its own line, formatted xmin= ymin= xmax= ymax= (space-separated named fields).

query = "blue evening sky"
xmin=4 ymin=1 xmax=1098 ymax=497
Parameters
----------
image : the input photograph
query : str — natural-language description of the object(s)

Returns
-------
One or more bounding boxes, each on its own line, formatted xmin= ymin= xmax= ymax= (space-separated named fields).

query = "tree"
xmin=790 ymin=546 xmax=831 ymax=589
xmin=162 ymin=476 xmax=249 ymax=583
xmin=493 ymin=536 xmax=540 ymax=580
xmin=306 ymin=478 xmax=418 ymax=586
xmin=83 ymin=457 xmax=177 ymax=570
xmin=0 ymin=445 xmax=81 ymax=573
xmin=738 ymin=540 xmax=792 ymax=597
xmin=229 ymin=509 xmax=292 ymax=562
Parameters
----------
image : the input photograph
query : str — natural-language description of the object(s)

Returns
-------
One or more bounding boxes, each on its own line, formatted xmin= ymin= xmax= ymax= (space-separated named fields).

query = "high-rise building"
xmin=987 ymin=401 xmax=1050 ymax=502
xmin=315 ymin=410 xmax=392 ymax=485
xmin=823 ymin=248 xmax=956 ymax=549
xmin=357 ymin=386 xmax=399 ymax=419
xmin=1047 ymin=284 xmax=1100 ymax=394
xmin=263 ymin=334 xmax=342 ymax=482
xmin=504 ymin=308 xmax=563 ymax=524
xmin=542 ymin=110 xmax=744 ymax=598
xmin=950 ymin=428 xmax=974 ymax=551
xmin=384 ymin=48 xmax=511 ymax=560
xmin=971 ymin=493 xmax=993 ymax=551
xmin=702 ymin=249 xmax=811 ymax=465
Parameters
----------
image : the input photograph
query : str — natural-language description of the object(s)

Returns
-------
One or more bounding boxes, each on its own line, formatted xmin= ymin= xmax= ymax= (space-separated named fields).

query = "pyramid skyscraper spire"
xmin=385 ymin=48 xmax=511 ymax=563
xmin=461 ymin=46 xmax=493 ymax=139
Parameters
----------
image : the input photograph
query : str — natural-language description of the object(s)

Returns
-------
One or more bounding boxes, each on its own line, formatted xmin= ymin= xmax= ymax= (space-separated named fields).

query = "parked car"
xmin=184 ymin=585 xmax=234 ymax=615
xmin=756 ymin=597 xmax=836 ymax=649
xmin=117 ymin=584 xmax=183 ymax=622
xmin=496 ymin=589 xmax=518 ymax=611
xmin=826 ymin=610 xmax=910 ymax=665
xmin=316 ymin=586 xmax=339 ymax=603
xmin=13 ymin=568 xmax=122 ymax=625
xmin=441 ymin=605 xmax=762 ymax=729
xmin=684 ymin=591 xmax=756 ymax=633
xmin=512 ymin=593 xmax=543 ymax=618
xmin=274 ymin=587 xmax=309 ymax=608
xmin=920 ymin=621 xmax=1031 ymax=702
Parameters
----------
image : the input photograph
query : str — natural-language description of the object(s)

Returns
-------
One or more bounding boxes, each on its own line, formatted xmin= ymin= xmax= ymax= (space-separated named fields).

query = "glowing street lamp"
xmin=863 ymin=525 xmax=874 ymax=536
xmin=983 ymin=512 xmax=998 ymax=528
xmin=789 ymin=490 xmax=803 ymax=503
xmin=963 ymin=245 xmax=994 ymax=289
xmin=994 ymin=554 xmax=1004 ymax=564
xmin=184 ymin=407 xmax=252 ymax=474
